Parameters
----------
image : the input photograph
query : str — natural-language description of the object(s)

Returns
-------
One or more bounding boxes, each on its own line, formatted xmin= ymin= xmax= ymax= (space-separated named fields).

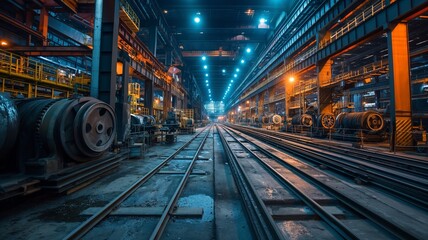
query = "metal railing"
xmin=320 ymin=0 xmax=385 ymax=49
xmin=0 ymin=49 xmax=90 ymax=90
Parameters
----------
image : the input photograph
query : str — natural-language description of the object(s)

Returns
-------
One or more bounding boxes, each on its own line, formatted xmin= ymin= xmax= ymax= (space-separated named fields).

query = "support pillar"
xmin=387 ymin=22 xmax=413 ymax=151
xmin=165 ymin=46 xmax=173 ymax=67
xmin=38 ymin=7 xmax=49 ymax=46
xmin=163 ymin=84 xmax=172 ymax=120
xmin=317 ymin=59 xmax=333 ymax=115
xmin=149 ymin=24 xmax=158 ymax=57
xmin=92 ymin=0 xmax=120 ymax=108
xmin=115 ymin=58 xmax=130 ymax=142
xmin=353 ymin=93 xmax=362 ymax=112
xmin=144 ymin=79 xmax=154 ymax=115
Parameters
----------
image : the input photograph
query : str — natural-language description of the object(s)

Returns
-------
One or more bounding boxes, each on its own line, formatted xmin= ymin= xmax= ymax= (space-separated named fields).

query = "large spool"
xmin=15 ymin=97 xmax=116 ymax=164
xmin=262 ymin=114 xmax=282 ymax=125
xmin=0 ymin=94 xmax=19 ymax=163
xmin=317 ymin=113 xmax=335 ymax=129
xmin=336 ymin=111 xmax=384 ymax=132
xmin=291 ymin=114 xmax=313 ymax=127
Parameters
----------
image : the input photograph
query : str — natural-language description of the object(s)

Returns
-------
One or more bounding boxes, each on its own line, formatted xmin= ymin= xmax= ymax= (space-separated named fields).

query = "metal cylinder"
xmin=337 ymin=111 xmax=384 ymax=132
xmin=272 ymin=114 xmax=282 ymax=125
xmin=291 ymin=114 xmax=313 ymax=127
xmin=15 ymin=97 xmax=116 ymax=164
xmin=0 ymin=94 xmax=19 ymax=162
xmin=317 ymin=113 xmax=335 ymax=129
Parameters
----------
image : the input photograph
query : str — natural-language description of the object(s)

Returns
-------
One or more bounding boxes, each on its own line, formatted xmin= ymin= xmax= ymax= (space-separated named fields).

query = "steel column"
xmin=90 ymin=0 xmax=103 ymax=99
xmin=317 ymin=59 xmax=333 ymax=115
xmin=115 ymin=59 xmax=130 ymax=142
xmin=387 ymin=22 xmax=412 ymax=151
xmin=38 ymin=7 xmax=49 ymax=46
xmin=97 ymin=0 xmax=120 ymax=108
xmin=144 ymin=79 xmax=154 ymax=115
xmin=149 ymin=24 xmax=158 ymax=57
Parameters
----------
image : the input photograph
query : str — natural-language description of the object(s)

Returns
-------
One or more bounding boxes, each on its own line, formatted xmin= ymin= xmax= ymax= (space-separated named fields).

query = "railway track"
xmin=63 ymin=126 xmax=212 ymax=240
xmin=217 ymin=124 xmax=428 ymax=239
xmin=234 ymin=124 xmax=428 ymax=177
xmin=226 ymin=124 xmax=428 ymax=209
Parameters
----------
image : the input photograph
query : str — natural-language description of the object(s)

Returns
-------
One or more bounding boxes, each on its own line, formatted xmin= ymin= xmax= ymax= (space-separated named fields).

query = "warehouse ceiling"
xmin=156 ymin=0 xmax=296 ymax=102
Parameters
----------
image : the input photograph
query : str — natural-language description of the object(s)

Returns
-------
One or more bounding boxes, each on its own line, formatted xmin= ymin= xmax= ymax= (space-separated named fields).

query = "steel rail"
xmin=63 ymin=126 xmax=211 ymax=240
xmin=216 ymin=125 xmax=284 ymax=240
xmin=220 ymin=126 xmax=358 ymax=240
xmin=149 ymin=127 xmax=211 ymax=240
xmin=234 ymin=125 xmax=428 ymax=177
xmin=223 ymin=125 xmax=420 ymax=239
xmin=227 ymin=124 xmax=428 ymax=210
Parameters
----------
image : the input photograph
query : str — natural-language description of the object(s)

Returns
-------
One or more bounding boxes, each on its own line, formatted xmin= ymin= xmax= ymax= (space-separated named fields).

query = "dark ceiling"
xmin=157 ymin=0 xmax=296 ymax=102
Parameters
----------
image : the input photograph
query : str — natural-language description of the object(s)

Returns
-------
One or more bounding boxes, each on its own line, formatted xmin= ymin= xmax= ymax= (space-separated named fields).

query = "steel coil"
xmin=14 ymin=97 xmax=116 ymax=165
xmin=317 ymin=113 xmax=335 ymax=129
xmin=336 ymin=111 xmax=384 ymax=132
xmin=0 ymin=94 xmax=19 ymax=161
xmin=291 ymin=114 xmax=313 ymax=127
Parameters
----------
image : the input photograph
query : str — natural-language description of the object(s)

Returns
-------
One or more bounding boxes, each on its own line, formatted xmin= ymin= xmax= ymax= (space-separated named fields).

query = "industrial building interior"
xmin=1 ymin=0 xmax=428 ymax=239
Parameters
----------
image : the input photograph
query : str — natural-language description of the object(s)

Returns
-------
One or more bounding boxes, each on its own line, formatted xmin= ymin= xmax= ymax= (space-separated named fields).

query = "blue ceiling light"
xmin=205 ymin=80 xmax=208 ymax=83
xmin=241 ymin=59 xmax=245 ymax=64
xmin=246 ymin=48 xmax=251 ymax=53
xmin=206 ymin=83 xmax=209 ymax=86
xmin=234 ymin=74 xmax=237 ymax=78
xmin=202 ymin=56 xmax=206 ymax=61
xmin=236 ymin=68 xmax=240 ymax=72
xmin=231 ymin=79 xmax=234 ymax=82
xmin=204 ymin=65 xmax=207 ymax=69
xmin=205 ymin=73 xmax=209 ymax=77
xmin=222 ymin=69 xmax=226 ymax=73
xmin=194 ymin=16 xmax=201 ymax=23
xmin=259 ymin=18 xmax=267 ymax=24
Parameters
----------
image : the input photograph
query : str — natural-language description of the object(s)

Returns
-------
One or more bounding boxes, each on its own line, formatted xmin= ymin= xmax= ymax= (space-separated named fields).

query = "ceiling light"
xmin=205 ymin=73 xmax=209 ymax=77
xmin=234 ymin=74 xmax=237 ymax=78
xmin=241 ymin=59 xmax=245 ymax=64
xmin=0 ymin=41 xmax=7 ymax=46
xmin=231 ymin=80 xmax=234 ymax=82
xmin=194 ymin=17 xmax=201 ymax=23
xmin=222 ymin=69 xmax=226 ymax=73
xmin=202 ymin=56 xmax=206 ymax=61
xmin=246 ymin=48 xmax=251 ymax=53
xmin=206 ymin=83 xmax=209 ymax=86
xmin=236 ymin=68 xmax=240 ymax=72
xmin=259 ymin=18 xmax=267 ymax=24
xmin=163 ymin=10 xmax=168 ymax=14
xmin=205 ymin=80 xmax=208 ymax=83
xmin=245 ymin=9 xmax=254 ymax=16
xmin=204 ymin=65 xmax=207 ymax=69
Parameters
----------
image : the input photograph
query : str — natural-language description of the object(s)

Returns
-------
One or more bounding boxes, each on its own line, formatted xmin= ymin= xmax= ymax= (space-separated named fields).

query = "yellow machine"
xmin=128 ymin=82 xmax=147 ymax=114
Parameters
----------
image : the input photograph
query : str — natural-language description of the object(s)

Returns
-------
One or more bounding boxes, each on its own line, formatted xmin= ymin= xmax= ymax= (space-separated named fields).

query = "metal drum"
xmin=317 ymin=113 xmax=335 ymax=129
xmin=15 ymin=97 xmax=116 ymax=165
xmin=338 ymin=111 xmax=384 ymax=132
xmin=0 ymin=94 xmax=19 ymax=162
xmin=291 ymin=114 xmax=313 ymax=127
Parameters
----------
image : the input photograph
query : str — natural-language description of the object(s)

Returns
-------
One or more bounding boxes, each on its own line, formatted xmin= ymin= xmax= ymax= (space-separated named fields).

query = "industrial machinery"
xmin=308 ymin=112 xmax=336 ymax=137
xmin=0 ymin=93 xmax=19 ymax=166
xmin=130 ymin=114 xmax=157 ymax=134
xmin=162 ymin=110 xmax=180 ymax=132
xmin=7 ymin=97 xmax=116 ymax=173
xmin=262 ymin=114 xmax=282 ymax=130
xmin=0 ymin=95 xmax=120 ymax=199
xmin=333 ymin=111 xmax=385 ymax=141
xmin=288 ymin=113 xmax=313 ymax=132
